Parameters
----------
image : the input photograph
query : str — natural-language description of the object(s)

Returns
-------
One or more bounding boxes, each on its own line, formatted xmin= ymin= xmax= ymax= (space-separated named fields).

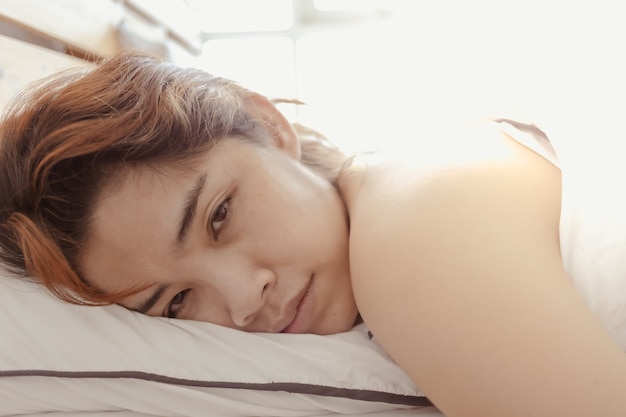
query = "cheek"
xmin=241 ymin=163 xmax=348 ymax=258
xmin=184 ymin=289 xmax=232 ymax=325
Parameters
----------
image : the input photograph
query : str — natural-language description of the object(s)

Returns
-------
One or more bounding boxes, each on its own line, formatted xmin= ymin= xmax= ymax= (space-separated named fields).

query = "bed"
xmin=4 ymin=2 xmax=626 ymax=416
xmin=0 ymin=271 xmax=443 ymax=416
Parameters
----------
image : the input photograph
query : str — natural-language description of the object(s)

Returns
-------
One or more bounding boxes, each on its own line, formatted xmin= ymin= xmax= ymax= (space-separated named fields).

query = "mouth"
xmin=281 ymin=276 xmax=315 ymax=334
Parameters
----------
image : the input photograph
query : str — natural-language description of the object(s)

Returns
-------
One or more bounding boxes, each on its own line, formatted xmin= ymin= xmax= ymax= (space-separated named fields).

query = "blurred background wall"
xmin=2 ymin=0 xmax=625 ymax=154
xmin=192 ymin=0 xmax=626 ymax=153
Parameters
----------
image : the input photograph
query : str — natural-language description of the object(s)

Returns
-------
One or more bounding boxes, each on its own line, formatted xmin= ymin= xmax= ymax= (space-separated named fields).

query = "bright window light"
xmin=190 ymin=0 xmax=293 ymax=33
xmin=314 ymin=0 xmax=392 ymax=12
xmin=199 ymin=37 xmax=296 ymax=99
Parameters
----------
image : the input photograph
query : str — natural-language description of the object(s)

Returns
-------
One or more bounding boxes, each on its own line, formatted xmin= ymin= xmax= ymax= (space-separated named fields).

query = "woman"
xmin=1 ymin=51 xmax=625 ymax=417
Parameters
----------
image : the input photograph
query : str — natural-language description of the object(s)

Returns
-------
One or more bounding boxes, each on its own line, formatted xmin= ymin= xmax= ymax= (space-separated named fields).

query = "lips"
xmin=281 ymin=277 xmax=314 ymax=334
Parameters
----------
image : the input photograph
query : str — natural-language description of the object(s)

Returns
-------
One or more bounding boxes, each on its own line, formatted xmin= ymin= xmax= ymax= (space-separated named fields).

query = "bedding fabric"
xmin=545 ymin=120 xmax=626 ymax=351
xmin=498 ymin=118 xmax=626 ymax=352
xmin=0 ymin=274 xmax=430 ymax=416
xmin=18 ymin=408 xmax=445 ymax=417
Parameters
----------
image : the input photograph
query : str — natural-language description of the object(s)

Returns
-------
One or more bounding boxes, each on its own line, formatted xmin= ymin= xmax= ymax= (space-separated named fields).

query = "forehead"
xmin=81 ymin=165 xmax=192 ymax=285
xmin=101 ymin=164 xmax=193 ymax=203
xmin=78 ymin=139 xmax=261 ymax=292
xmin=96 ymin=164 xmax=197 ymax=235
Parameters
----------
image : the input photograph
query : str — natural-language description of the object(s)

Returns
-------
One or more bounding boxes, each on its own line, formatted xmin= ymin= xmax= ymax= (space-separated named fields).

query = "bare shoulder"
xmin=343 ymin=123 xmax=626 ymax=417
xmin=345 ymin=121 xmax=562 ymax=255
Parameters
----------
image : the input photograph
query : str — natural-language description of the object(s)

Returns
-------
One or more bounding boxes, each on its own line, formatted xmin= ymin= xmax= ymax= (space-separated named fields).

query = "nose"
xmin=228 ymin=266 xmax=276 ymax=328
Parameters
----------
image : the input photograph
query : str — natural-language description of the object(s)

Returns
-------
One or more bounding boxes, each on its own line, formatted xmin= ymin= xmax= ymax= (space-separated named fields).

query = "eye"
xmin=166 ymin=289 xmax=190 ymax=319
xmin=210 ymin=196 xmax=232 ymax=239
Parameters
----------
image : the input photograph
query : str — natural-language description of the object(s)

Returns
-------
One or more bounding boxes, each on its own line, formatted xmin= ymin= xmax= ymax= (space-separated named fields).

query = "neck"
xmin=336 ymin=152 xmax=382 ymax=218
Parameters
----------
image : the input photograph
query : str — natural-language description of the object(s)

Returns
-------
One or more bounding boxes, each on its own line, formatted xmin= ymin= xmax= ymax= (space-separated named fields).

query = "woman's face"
xmin=80 ymin=138 xmax=358 ymax=334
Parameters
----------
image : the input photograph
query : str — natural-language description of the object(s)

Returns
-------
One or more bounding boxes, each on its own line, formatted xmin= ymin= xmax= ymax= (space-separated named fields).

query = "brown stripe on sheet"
xmin=0 ymin=369 xmax=432 ymax=407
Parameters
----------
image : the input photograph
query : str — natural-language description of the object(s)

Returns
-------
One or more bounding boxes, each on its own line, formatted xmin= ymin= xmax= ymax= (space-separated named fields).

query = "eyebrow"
xmin=176 ymin=173 xmax=208 ymax=247
xmin=134 ymin=283 xmax=169 ymax=315
xmin=133 ymin=174 xmax=207 ymax=315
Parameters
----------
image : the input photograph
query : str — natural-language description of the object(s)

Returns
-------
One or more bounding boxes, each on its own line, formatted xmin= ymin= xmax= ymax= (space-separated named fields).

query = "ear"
xmin=243 ymin=92 xmax=301 ymax=159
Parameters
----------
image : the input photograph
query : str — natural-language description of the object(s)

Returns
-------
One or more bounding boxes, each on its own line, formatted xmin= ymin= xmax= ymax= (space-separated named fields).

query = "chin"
xmin=316 ymin=309 xmax=360 ymax=335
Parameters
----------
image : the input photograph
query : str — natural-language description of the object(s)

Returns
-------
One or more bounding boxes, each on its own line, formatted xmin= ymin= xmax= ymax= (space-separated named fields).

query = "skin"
xmin=81 ymin=95 xmax=358 ymax=335
xmin=342 ymin=123 xmax=626 ymax=416
xmin=81 ymin=95 xmax=626 ymax=416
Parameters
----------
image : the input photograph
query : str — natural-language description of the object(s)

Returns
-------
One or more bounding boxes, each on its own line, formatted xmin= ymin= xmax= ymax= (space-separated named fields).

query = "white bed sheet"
xmin=0 ymin=275 xmax=428 ymax=416
xmin=21 ymin=407 xmax=444 ymax=417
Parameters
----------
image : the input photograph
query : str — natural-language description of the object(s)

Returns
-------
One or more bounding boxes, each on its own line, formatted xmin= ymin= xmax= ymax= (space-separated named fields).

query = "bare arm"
xmin=347 ymin=127 xmax=626 ymax=417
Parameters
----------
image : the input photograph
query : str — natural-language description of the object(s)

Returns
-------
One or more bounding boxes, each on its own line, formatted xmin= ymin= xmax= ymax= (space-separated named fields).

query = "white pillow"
xmin=0 ymin=271 xmax=429 ymax=416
